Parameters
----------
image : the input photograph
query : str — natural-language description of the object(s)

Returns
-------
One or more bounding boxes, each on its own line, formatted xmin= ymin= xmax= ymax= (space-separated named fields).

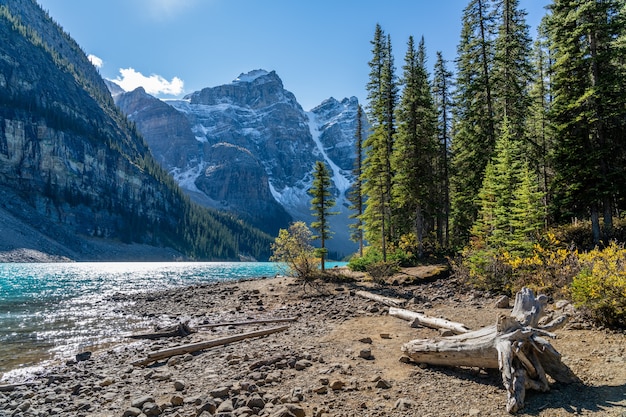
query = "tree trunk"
xmin=401 ymin=288 xmax=579 ymax=414
xmin=389 ymin=307 xmax=470 ymax=334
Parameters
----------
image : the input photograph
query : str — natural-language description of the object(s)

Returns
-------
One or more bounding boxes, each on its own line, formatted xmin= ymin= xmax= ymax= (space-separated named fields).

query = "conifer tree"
xmin=492 ymin=0 xmax=533 ymax=141
xmin=392 ymin=36 xmax=438 ymax=258
xmin=309 ymin=160 xmax=337 ymax=271
xmin=363 ymin=25 xmax=398 ymax=260
xmin=433 ymin=51 xmax=453 ymax=248
xmin=349 ymin=105 xmax=365 ymax=257
xmin=450 ymin=0 xmax=497 ymax=247
xmin=548 ymin=0 xmax=626 ymax=243
xmin=509 ymin=162 xmax=545 ymax=253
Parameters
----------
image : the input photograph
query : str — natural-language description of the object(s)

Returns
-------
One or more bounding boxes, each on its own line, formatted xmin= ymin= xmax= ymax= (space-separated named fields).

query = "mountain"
xmin=0 ymin=0 xmax=271 ymax=261
xmin=112 ymin=70 xmax=367 ymax=258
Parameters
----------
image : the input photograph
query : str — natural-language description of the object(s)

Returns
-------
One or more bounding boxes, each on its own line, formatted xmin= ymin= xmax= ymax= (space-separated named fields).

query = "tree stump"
xmin=401 ymin=288 xmax=580 ymax=414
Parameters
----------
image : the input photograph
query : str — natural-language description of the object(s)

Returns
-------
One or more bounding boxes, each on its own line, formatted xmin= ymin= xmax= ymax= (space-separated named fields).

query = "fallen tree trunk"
xmin=129 ymin=322 xmax=195 ymax=339
xmin=389 ymin=307 xmax=470 ymax=334
xmin=402 ymin=288 xmax=579 ymax=414
xmin=132 ymin=325 xmax=289 ymax=366
xmin=355 ymin=290 xmax=406 ymax=307
xmin=196 ymin=317 xmax=297 ymax=329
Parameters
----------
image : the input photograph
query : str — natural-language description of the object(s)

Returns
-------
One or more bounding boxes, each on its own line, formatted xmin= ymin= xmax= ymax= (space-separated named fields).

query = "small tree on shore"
xmin=270 ymin=221 xmax=318 ymax=283
xmin=309 ymin=161 xmax=337 ymax=271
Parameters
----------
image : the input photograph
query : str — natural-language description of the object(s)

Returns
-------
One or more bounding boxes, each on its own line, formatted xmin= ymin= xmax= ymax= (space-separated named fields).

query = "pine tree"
xmin=392 ymin=36 xmax=438 ymax=258
xmin=349 ymin=105 xmax=365 ymax=257
xmin=509 ymin=162 xmax=545 ymax=253
xmin=450 ymin=0 xmax=497 ymax=247
xmin=363 ymin=25 xmax=398 ymax=260
xmin=492 ymin=0 xmax=533 ymax=140
xmin=309 ymin=160 xmax=337 ymax=271
xmin=548 ymin=0 xmax=626 ymax=243
xmin=526 ymin=17 xmax=553 ymax=216
xmin=433 ymin=51 xmax=454 ymax=248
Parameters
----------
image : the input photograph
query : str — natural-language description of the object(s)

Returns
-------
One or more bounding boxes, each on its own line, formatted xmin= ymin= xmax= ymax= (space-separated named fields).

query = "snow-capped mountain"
xmin=111 ymin=70 xmax=367 ymax=257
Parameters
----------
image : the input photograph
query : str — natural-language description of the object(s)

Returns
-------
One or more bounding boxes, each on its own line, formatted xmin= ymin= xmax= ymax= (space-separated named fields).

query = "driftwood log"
xmin=355 ymin=290 xmax=406 ymax=307
xmin=197 ymin=317 xmax=298 ymax=329
xmin=129 ymin=322 xmax=195 ymax=339
xmin=401 ymin=288 xmax=580 ymax=414
xmin=389 ymin=307 xmax=470 ymax=334
xmin=132 ymin=325 xmax=289 ymax=366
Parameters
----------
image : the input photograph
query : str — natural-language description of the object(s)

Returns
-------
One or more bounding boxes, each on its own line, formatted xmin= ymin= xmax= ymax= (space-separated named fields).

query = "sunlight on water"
xmin=0 ymin=261 xmax=310 ymax=380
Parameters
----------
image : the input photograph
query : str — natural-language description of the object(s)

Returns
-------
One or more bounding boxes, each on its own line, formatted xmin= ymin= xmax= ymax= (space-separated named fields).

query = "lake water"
xmin=0 ymin=262 xmax=343 ymax=381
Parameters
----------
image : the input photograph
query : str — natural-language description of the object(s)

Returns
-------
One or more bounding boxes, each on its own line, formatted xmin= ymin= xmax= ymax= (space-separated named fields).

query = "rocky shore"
xmin=1 ymin=272 xmax=624 ymax=417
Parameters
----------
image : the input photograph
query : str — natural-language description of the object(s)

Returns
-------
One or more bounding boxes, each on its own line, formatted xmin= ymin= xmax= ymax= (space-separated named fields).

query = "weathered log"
xmin=196 ymin=317 xmax=297 ymax=329
xmin=355 ymin=290 xmax=406 ymax=307
xmin=129 ymin=322 xmax=195 ymax=339
xmin=402 ymin=288 xmax=579 ymax=414
xmin=389 ymin=307 xmax=471 ymax=334
xmin=132 ymin=325 xmax=289 ymax=366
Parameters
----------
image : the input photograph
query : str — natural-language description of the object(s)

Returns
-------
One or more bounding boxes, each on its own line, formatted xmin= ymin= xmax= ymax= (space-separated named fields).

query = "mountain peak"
xmin=233 ymin=69 xmax=272 ymax=83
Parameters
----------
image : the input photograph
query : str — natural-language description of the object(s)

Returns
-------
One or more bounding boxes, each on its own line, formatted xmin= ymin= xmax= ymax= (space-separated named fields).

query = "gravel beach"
xmin=1 ymin=270 xmax=624 ymax=417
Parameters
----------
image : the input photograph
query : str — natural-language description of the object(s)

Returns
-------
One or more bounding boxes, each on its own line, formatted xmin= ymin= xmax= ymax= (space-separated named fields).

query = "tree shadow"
xmin=522 ymin=382 xmax=626 ymax=415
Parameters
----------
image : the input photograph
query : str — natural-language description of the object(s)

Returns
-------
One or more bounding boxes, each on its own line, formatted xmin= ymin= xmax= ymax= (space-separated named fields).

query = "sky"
xmin=37 ymin=0 xmax=551 ymax=111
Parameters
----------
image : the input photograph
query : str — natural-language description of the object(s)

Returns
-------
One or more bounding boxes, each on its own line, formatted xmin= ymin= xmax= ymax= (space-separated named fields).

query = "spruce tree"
xmin=492 ymin=0 xmax=533 ymax=141
xmin=450 ymin=0 xmax=497 ymax=247
xmin=433 ymin=51 xmax=454 ymax=248
xmin=349 ymin=105 xmax=365 ymax=257
xmin=548 ymin=0 xmax=626 ymax=243
xmin=363 ymin=25 xmax=398 ymax=260
xmin=309 ymin=160 xmax=337 ymax=271
xmin=392 ymin=36 xmax=438 ymax=258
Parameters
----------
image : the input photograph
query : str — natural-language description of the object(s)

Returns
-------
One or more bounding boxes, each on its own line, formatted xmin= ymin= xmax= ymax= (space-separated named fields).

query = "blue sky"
xmin=37 ymin=0 xmax=550 ymax=111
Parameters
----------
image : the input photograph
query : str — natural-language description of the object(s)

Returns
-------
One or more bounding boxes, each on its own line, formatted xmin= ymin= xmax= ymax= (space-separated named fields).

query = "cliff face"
xmin=0 ymin=0 xmax=270 ymax=260
xmin=113 ymin=70 xmax=367 ymax=257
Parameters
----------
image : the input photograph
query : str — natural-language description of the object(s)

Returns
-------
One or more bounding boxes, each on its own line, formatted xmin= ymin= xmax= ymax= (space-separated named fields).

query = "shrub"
xmin=571 ymin=242 xmax=626 ymax=327
xmin=347 ymin=247 xmax=383 ymax=272
xmin=366 ymin=260 xmax=400 ymax=284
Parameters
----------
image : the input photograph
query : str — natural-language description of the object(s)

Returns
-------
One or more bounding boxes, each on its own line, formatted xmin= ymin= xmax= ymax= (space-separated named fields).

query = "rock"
xmin=246 ymin=394 xmax=265 ymax=409
xmin=294 ymin=359 xmax=313 ymax=370
xmin=131 ymin=395 xmax=154 ymax=409
xmin=170 ymin=395 xmax=184 ymax=407
xmin=394 ymin=398 xmax=416 ymax=410
xmin=329 ymin=380 xmax=345 ymax=390
xmin=375 ymin=379 xmax=392 ymax=389
xmin=75 ymin=351 xmax=92 ymax=362
xmin=174 ymin=380 xmax=185 ymax=391
xmin=359 ymin=337 xmax=373 ymax=344
xmin=359 ymin=348 xmax=373 ymax=359
xmin=469 ymin=408 xmax=481 ymax=416
xmin=439 ymin=328 xmax=454 ymax=337
xmin=210 ymin=386 xmax=231 ymax=398
xmin=495 ymin=295 xmax=510 ymax=309
xmin=99 ymin=377 xmax=115 ymax=387
xmin=122 ymin=407 xmax=142 ymax=417
xmin=217 ymin=399 xmax=235 ymax=413
xmin=379 ymin=333 xmax=391 ymax=339
xmin=142 ymin=401 xmax=162 ymax=416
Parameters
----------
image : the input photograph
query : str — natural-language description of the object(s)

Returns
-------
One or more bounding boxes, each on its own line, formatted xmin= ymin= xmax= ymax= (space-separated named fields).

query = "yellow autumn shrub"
xmin=571 ymin=242 xmax=626 ymax=327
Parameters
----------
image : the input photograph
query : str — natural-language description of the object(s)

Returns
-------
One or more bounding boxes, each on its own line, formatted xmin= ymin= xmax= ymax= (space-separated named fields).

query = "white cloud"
xmin=88 ymin=54 xmax=103 ymax=69
xmin=113 ymin=68 xmax=184 ymax=96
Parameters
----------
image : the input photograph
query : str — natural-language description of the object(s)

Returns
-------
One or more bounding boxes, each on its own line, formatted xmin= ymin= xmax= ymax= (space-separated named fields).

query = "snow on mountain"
xmin=111 ymin=69 xmax=367 ymax=257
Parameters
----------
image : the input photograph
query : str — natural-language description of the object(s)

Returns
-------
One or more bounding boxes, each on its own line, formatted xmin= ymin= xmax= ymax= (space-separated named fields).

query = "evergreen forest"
xmin=346 ymin=0 xmax=626 ymax=326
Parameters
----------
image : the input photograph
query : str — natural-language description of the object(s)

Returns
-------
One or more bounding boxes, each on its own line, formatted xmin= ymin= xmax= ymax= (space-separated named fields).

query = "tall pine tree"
xmin=391 ymin=36 xmax=438 ymax=258
xmin=433 ymin=51 xmax=454 ymax=248
xmin=349 ymin=105 xmax=365 ymax=257
xmin=548 ymin=0 xmax=626 ymax=243
xmin=450 ymin=0 xmax=497 ymax=247
xmin=363 ymin=25 xmax=398 ymax=260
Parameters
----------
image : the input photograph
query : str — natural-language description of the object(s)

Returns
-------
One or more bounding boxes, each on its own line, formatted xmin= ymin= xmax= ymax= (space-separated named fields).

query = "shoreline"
xmin=1 ymin=274 xmax=624 ymax=416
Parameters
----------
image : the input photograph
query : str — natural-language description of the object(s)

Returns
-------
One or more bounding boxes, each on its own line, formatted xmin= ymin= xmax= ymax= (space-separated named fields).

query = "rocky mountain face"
xmin=113 ymin=70 xmax=366 ymax=257
xmin=0 ymin=0 xmax=270 ymax=260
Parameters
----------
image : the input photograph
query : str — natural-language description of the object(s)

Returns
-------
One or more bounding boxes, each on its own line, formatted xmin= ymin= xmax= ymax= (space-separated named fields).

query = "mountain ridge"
xmin=0 ymin=0 xmax=271 ymax=261
xmin=112 ymin=70 xmax=367 ymax=257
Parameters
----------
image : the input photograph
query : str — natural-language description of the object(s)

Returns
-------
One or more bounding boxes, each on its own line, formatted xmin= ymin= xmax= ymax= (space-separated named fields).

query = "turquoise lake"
xmin=0 ymin=262 xmax=344 ymax=380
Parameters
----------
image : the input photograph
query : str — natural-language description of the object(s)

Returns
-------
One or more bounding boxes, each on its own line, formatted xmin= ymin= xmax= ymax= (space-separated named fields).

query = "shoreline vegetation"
xmin=1 ymin=268 xmax=624 ymax=416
